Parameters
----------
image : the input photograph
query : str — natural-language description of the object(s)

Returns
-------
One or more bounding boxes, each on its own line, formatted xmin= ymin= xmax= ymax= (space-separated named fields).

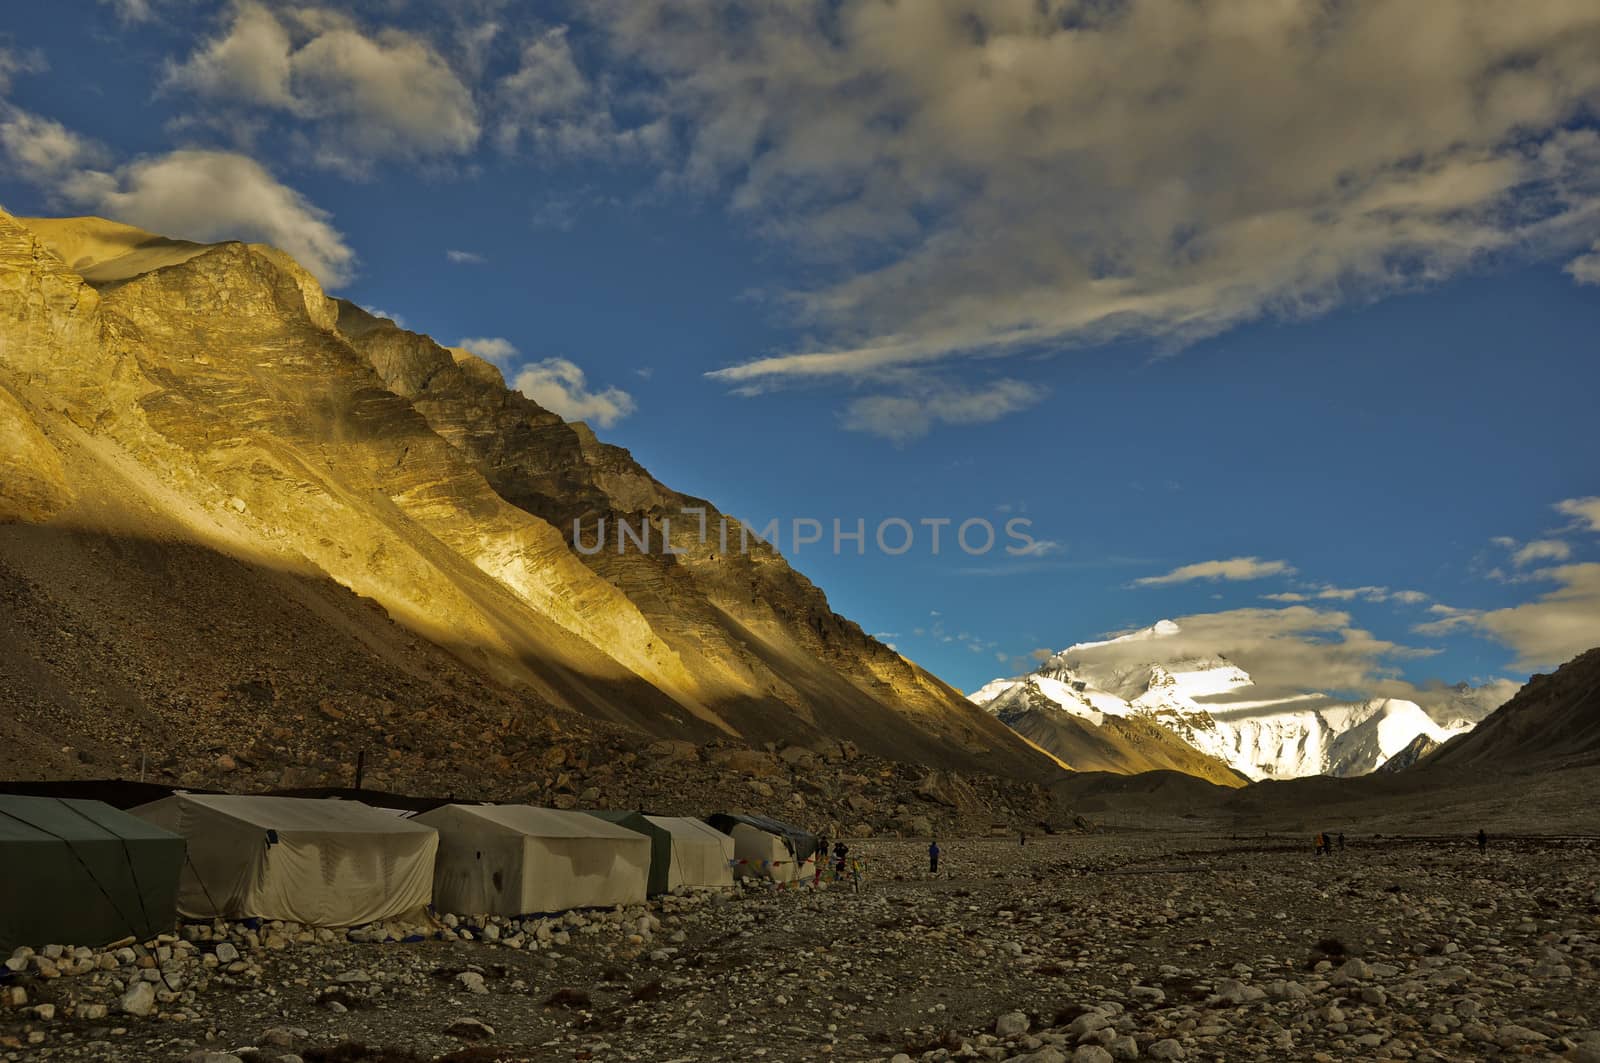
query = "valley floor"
xmin=5 ymin=833 xmax=1599 ymax=1063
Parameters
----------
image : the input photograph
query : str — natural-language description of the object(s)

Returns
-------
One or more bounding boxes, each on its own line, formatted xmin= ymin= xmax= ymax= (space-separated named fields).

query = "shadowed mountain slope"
xmin=1422 ymin=648 xmax=1600 ymax=771
xmin=0 ymin=211 xmax=1050 ymax=786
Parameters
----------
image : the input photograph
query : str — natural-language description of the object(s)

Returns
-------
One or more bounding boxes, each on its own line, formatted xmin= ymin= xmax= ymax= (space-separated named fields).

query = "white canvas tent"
xmin=415 ymin=805 xmax=650 ymax=916
xmin=644 ymin=815 xmax=735 ymax=890
xmin=131 ymin=794 xmax=437 ymax=926
xmin=727 ymin=822 xmax=801 ymax=882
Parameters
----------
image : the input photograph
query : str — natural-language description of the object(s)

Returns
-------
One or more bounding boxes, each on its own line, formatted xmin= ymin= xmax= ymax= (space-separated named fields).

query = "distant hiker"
xmin=814 ymin=834 xmax=828 ymax=883
xmin=1338 ymin=833 xmax=1346 ymax=852
xmin=1019 ymin=830 xmax=1027 ymax=847
xmin=833 ymin=840 xmax=849 ymax=878
xmin=1477 ymin=828 xmax=1488 ymax=854
xmin=1314 ymin=832 xmax=1326 ymax=856
xmin=928 ymin=839 xmax=941 ymax=875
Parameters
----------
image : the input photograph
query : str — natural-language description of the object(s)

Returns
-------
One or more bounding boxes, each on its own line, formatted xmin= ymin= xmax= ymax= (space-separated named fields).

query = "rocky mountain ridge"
xmin=0 ymin=211 xmax=1051 ymax=796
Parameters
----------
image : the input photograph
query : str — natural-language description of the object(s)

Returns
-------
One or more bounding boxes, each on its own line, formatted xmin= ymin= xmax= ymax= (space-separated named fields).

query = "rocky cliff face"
xmin=0 ymin=212 xmax=1049 ymax=791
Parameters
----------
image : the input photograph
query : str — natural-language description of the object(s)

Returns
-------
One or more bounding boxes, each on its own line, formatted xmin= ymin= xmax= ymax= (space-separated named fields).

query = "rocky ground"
xmin=4 ymin=832 xmax=1598 ymax=1062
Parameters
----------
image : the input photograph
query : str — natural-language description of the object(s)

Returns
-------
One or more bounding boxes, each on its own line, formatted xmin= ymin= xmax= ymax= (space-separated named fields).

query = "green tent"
xmin=0 ymin=795 xmax=185 ymax=952
xmin=583 ymin=811 xmax=673 ymax=897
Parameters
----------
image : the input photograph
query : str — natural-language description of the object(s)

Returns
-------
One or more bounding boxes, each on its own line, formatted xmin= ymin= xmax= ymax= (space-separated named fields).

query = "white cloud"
xmin=1511 ymin=539 xmax=1572 ymax=566
xmin=1262 ymin=592 xmax=1308 ymax=603
xmin=446 ymin=249 xmax=486 ymax=265
xmin=0 ymin=47 xmax=46 ymax=93
xmin=841 ymin=378 xmax=1044 ymax=443
xmin=1009 ymin=538 xmax=1062 ymax=559
xmin=96 ymin=0 xmax=154 ymax=23
xmin=583 ymin=3 xmax=1600 ymax=385
xmin=1556 ymin=496 xmax=1600 ymax=532
xmin=1443 ymin=563 xmax=1600 ymax=670
xmin=1058 ymin=606 xmax=1434 ymax=705
xmin=1390 ymin=590 xmax=1430 ymax=605
xmin=1568 ymin=243 xmax=1600 ymax=284
xmin=166 ymin=2 xmax=480 ymax=174
xmin=1134 ymin=557 xmax=1296 ymax=587
xmin=64 ymin=149 xmax=356 ymax=286
xmin=0 ymin=108 xmax=108 ymax=182
xmin=511 ymin=358 xmax=636 ymax=427
xmin=495 ymin=26 xmax=668 ymax=159
xmin=455 ymin=336 xmax=519 ymax=365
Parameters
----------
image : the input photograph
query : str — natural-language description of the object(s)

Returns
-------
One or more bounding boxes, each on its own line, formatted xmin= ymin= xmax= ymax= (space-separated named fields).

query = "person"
xmin=1019 ymin=830 xmax=1027 ymax=847
xmin=833 ymin=840 xmax=849 ymax=879
xmin=1477 ymin=828 xmax=1488 ymax=854
xmin=928 ymin=839 xmax=941 ymax=875
xmin=814 ymin=833 xmax=828 ymax=884
xmin=1338 ymin=832 xmax=1346 ymax=852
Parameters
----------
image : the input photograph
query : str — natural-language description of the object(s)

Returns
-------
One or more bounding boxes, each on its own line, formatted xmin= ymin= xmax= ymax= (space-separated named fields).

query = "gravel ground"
xmin=4 ymin=831 xmax=1598 ymax=1062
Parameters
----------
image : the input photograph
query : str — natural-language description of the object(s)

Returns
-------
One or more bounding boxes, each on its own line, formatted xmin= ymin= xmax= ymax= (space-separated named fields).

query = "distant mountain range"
xmin=971 ymin=620 xmax=1508 ymax=780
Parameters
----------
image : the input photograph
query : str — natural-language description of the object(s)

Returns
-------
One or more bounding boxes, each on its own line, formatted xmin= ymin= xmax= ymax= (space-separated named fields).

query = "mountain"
xmin=1422 ymin=648 xmax=1600 ymax=771
xmin=1373 ymin=732 xmax=1441 ymax=773
xmin=971 ymin=619 xmax=1502 ymax=779
xmin=0 ymin=211 xmax=1051 ymax=791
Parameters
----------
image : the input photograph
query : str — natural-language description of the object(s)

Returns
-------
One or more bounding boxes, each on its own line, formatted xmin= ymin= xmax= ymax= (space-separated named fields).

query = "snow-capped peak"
xmin=972 ymin=621 xmax=1497 ymax=780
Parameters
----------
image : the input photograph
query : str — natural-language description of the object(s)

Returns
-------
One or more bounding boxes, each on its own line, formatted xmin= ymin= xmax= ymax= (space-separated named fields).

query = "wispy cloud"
xmin=1556 ymin=496 xmax=1600 ymax=533
xmin=1134 ymin=557 xmax=1296 ymax=587
xmin=840 ymin=378 xmax=1045 ymax=444
xmin=1416 ymin=563 xmax=1600 ymax=670
xmin=582 ymin=4 xmax=1600 ymax=391
xmin=445 ymin=249 xmax=486 ymax=265
xmin=1511 ymin=539 xmax=1572 ymax=567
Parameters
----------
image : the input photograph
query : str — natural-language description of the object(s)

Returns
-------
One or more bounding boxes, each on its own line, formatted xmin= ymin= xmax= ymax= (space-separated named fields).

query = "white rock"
xmin=119 ymin=981 xmax=156 ymax=1017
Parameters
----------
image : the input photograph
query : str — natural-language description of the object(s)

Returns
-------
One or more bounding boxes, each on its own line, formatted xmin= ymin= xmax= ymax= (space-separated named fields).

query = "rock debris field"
xmin=3 ymin=833 xmax=1598 ymax=1063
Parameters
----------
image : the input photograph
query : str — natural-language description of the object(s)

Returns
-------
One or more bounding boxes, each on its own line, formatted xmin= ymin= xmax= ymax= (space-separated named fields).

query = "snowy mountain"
xmin=972 ymin=620 xmax=1501 ymax=780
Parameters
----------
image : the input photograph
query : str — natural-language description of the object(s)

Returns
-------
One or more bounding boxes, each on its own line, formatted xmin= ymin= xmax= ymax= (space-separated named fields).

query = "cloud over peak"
xmin=512 ymin=357 xmax=636 ymax=428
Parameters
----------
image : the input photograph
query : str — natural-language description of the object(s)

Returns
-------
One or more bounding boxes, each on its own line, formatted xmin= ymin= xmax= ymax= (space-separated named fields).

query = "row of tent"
xmin=0 ymin=792 xmax=821 ymax=953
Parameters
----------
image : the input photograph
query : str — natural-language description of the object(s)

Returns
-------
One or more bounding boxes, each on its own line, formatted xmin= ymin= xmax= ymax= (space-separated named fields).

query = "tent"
xmin=584 ymin=811 xmax=674 ymax=896
xmin=415 ymin=804 xmax=650 ymax=916
xmin=0 ymin=795 xmax=184 ymax=952
xmin=131 ymin=794 xmax=437 ymax=926
xmin=644 ymin=815 xmax=735 ymax=890
xmin=705 ymin=813 xmax=818 ymax=883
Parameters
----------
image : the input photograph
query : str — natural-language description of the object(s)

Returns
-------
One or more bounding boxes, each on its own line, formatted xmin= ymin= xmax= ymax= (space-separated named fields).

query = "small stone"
xmin=1147 ymin=1039 xmax=1187 ymax=1060
xmin=996 ymin=1011 xmax=1031 ymax=1038
xmin=456 ymin=971 xmax=488 ymax=995
xmin=445 ymin=1017 xmax=495 ymax=1041
xmin=119 ymin=981 xmax=156 ymax=1017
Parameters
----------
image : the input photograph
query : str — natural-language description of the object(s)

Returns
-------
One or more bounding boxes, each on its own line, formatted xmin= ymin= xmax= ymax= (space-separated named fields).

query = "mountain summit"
xmin=0 ymin=211 xmax=1049 ymax=789
xmin=972 ymin=620 xmax=1505 ymax=780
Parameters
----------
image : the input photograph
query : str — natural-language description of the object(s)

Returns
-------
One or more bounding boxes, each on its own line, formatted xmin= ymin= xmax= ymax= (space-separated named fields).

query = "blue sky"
xmin=3 ymin=1 xmax=1598 ymax=707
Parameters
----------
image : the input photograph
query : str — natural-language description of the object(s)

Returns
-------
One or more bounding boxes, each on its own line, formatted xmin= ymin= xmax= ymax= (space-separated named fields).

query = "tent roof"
xmin=266 ymin=787 xmax=456 ymax=813
xmin=0 ymin=780 xmax=218 ymax=810
xmin=645 ymin=815 xmax=733 ymax=844
xmin=706 ymin=812 xmax=818 ymax=859
xmin=425 ymin=804 xmax=650 ymax=841
xmin=143 ymin=793 xmax=435 ymax=835
xmin=0 ymin=795 xmax=182 ymax=845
